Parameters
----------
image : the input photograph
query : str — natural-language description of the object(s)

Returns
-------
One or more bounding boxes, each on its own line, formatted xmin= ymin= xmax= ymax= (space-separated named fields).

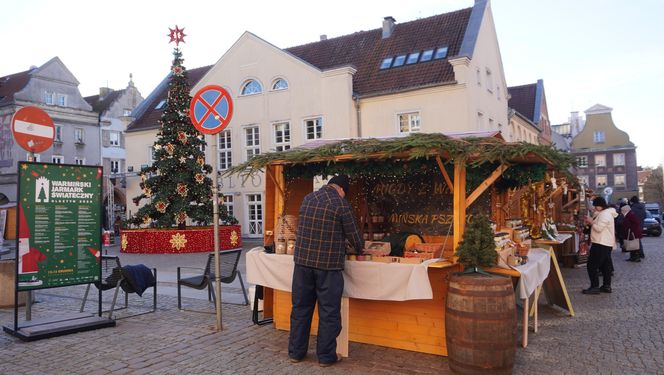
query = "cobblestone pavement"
xmin=0 ymin=235 xmax=663 ymax=374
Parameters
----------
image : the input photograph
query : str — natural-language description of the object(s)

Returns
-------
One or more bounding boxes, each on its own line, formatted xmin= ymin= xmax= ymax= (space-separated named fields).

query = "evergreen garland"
xmin=225 ymin=133 xmax=574 ymax=191
xmin=455 ymin=214 xmax=497 ymax=270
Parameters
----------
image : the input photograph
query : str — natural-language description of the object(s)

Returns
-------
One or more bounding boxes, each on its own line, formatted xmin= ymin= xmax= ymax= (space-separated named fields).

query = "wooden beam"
xmin=453 ymin=160 xmax=467 ymax=259
xmin=270 ymin=165 xmax=286 ymax=240
xmin=465 ymin=163 xmax=508 ymax=207
xmin=562 ymin=196 xmax=579 ymax=210
xmin=266 ymin=167 xmax=285 ymax=201
xmin=435 ymin=156 xmax=454 ymax=191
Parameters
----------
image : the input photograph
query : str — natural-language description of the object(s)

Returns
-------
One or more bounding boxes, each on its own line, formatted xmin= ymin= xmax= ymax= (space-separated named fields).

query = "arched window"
xmin=272 ymin=78 xmax=288 ymax=91
xmin=241 ymin=79 xmax=262 ymax=95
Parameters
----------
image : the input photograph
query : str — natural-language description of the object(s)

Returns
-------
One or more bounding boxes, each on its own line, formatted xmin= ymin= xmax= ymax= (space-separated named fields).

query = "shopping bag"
xmin=624 ymin=230 xmax=640 ymax=251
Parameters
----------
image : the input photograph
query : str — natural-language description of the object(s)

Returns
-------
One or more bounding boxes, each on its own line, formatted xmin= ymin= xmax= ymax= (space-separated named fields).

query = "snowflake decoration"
xmin=195 ymin=173 xmax=205 ymax=184
xmin=169 ymin=232 xmax=187 ymax=250
xmin=121 ymin=234 xmax=128 ymax=251
xmin=172 ymin=66 xmax=184 ymax=76
xmin=230 ymin=230 xmax=239 ymax=246
xmin=167 ymin=25 xmax=187 ymax=46
xmin=179 ymin=156 xmax=187 ymax=164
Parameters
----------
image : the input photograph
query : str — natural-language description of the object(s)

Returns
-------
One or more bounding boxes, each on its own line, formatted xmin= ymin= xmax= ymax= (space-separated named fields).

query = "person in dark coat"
xmin=629 ymin=196 xmax=646 ymax=259
xmin=288 ymin=175 xmax=363 ymax=367
xmin=621 ymin=204 xmax=643 ymax=262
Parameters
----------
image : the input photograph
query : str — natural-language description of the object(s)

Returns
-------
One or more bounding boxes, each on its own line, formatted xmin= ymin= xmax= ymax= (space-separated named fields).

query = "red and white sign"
xmin=11 ymin=106 xmax=55 ymax=153
xmin=189 ymin=85 xmax=233 ymax=135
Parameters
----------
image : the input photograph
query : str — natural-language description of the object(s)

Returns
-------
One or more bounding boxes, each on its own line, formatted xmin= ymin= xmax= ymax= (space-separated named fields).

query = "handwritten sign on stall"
xmin=366 ymin=172 xmax=490 ymax=235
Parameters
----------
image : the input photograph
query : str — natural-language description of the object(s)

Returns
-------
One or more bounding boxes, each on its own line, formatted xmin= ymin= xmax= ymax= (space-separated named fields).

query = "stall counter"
xmin=246 ymin=247 xmax=461 ymax=356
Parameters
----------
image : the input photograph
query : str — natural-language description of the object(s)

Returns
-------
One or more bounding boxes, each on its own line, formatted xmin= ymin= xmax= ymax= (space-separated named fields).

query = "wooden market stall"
xmin=232 ymin=132 xmax=575 ymax=356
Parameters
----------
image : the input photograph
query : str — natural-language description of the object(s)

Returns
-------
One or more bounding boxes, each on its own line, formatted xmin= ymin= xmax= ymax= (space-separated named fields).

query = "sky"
xmin=2 ymin=0 xmax=663 ymax=167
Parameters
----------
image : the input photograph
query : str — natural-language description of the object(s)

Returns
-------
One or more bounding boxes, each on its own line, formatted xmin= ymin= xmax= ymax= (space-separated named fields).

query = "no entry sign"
xmin=189 ymin=85 xmax=233 ymax=135
xmin=12 ymin=106 xmax=55 ymax=153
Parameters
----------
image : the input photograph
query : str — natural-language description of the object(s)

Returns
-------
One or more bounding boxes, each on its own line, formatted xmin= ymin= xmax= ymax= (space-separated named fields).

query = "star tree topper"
xmin=168 ymin=25 xmax=186 ymax=46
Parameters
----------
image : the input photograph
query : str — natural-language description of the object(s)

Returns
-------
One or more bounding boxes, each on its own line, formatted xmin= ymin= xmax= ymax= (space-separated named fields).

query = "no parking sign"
xmin=189 ymin=85 xmax=233 ymax=135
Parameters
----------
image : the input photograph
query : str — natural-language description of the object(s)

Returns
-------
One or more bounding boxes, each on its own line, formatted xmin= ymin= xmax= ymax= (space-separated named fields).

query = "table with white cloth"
xmin=511 ymin=248 xmax=550 ymax=348
xmin=534 ymin=232 xmax=578 ymax=268
xmin=246 ymin=247 xmax=462 ymax=356
xmin=485 ymin=248 xmax=550 ymax=347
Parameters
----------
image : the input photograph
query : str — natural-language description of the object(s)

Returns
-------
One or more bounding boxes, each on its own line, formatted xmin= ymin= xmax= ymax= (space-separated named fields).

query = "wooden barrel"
xmin=445 ymin=274 xmax=516 ymax=375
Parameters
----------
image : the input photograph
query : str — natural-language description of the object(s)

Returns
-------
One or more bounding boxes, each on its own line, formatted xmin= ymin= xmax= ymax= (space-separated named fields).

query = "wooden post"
xmin=453 ymin=160 xmax=466 ymax=253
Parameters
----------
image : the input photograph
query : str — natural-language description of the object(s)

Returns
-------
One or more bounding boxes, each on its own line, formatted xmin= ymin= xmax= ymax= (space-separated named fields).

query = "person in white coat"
xmin=583 ymin=197 xmax=618 ymax=294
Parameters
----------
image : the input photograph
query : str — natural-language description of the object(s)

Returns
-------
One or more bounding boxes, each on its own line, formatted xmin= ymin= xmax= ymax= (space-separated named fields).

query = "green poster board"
xmin=16 ymin=162 xmax=102 ymax=290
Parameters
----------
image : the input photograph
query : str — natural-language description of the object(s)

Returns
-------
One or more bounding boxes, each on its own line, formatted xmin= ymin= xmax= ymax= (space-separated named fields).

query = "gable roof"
xmin=0 ymin=69 xmax=32 ymax=106
xmin=284 ymin=7 xmax=473 ymax=97
xmin=84 ymin=89 xmax=125 ymax=114
xmin=508 ymin=83 xmax=537 ymax=124
xmin=126 ymin=65 xmax=211 ymax=133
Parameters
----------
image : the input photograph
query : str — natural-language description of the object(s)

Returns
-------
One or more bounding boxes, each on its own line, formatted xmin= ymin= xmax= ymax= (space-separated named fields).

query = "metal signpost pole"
xmin=212 ymin=134 xmax=222 ymax=331
xmin=188 ymin=83 xmax=234 ymax=332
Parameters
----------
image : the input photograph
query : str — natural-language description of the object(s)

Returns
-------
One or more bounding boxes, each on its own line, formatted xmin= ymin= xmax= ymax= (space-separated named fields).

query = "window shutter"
xmin=102 ymin=130 xmax=110 ymax=147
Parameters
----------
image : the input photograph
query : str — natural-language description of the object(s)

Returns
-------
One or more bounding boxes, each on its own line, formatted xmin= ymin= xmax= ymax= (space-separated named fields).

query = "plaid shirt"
xmin=294 ymin=185 xmax=363 ymax=270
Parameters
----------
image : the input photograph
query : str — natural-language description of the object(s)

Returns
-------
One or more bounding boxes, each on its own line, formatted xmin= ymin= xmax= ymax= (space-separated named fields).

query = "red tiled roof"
xmin=0 ymin=69 xmax=31 ymax=106
xmin=285 ymin=8 xmax=472 ymax=97
xmin=508 ymin=83 xmax=537 ymax=123
xmin=126 ymin=65 xmax=211 ymax=133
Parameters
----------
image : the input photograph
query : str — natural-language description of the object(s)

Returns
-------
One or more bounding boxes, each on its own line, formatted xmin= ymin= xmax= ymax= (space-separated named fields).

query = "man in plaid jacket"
xmin=288 ymin=175 xmax=363 ymax=367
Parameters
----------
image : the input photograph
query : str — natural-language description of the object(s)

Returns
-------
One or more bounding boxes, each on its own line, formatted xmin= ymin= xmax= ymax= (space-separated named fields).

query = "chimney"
xmin=99 ymin=87 xmax=113 ymax=99
xmin=382 ymin=16 xmax=396 ymax=39
xmin=320 ymin=34 xmax=327 ymax=41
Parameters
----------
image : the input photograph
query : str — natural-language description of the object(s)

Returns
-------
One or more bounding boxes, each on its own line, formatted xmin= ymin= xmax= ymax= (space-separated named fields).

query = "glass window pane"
xmin=272 ymin=79 xmax=288 ymax=90
xmin=420 ymin=50 xmax=434 ymax=62
xmin=406 ymin=52 xmax=420 ymax=64
xmin=434 ymin=47 xmax=448 ymax=59
xmin=392 ymin=55 xmax=406 ymax=67
xmin=380 ymin=57 xmax=393 ymax=69
xmin=241 ymin=80 xmax=262 ymax=95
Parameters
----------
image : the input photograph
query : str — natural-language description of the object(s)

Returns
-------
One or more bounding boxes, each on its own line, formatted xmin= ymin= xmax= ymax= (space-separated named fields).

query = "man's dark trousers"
xmin=288 ymin=264 xmax=343 ymax=364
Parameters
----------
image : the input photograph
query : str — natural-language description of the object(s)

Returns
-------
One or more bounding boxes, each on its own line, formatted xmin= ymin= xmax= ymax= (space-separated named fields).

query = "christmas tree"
xmin=129 ymin=32 xmax=235 ymax=228
xmin=455 ymin=214 xmax=496 ymax=271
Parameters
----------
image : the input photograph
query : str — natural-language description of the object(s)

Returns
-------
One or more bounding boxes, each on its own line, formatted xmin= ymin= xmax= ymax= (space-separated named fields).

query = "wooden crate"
xmin=411 ymin=243 xmax=444 ymax=258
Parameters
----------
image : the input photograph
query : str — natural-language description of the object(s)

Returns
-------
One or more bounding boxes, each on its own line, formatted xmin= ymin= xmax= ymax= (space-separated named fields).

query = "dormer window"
xmin=380 ymin=57 xmax=393 ymax=69
xmin=271 ymin=78 xmax=288 ymax=91
xmin=406 ymin=52 xmax=420 ymax=65
xmin=434 ymin=47 xmax=448 ymax=59
xmin=593 ymin=131 xmax=605 ymax=143
xmin=58 ymin=94 xmax=66 ymax=106
xmin=241 ymin=79 xmax=262 ymax=96
xmin=392 ymin=55 xmax=407 ymax=67
xmin=420 ymin=49 xmax=434 ymax=62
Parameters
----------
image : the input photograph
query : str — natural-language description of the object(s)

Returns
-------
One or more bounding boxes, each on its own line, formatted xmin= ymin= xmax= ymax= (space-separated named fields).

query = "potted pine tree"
xmin=445 ymin=215 xmax=516 ymax=375
xmin=455 ymin=215 xmax=496 ymax=274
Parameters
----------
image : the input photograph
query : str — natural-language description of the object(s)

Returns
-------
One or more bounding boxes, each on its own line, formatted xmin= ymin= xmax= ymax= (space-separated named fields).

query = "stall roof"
xmin=224 ymin=132 xmax=573 ymax=177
